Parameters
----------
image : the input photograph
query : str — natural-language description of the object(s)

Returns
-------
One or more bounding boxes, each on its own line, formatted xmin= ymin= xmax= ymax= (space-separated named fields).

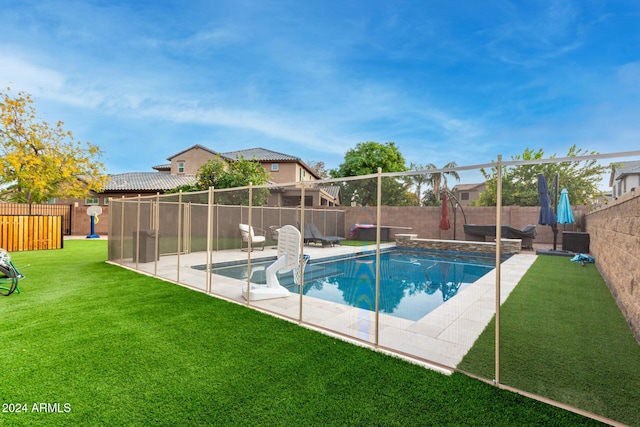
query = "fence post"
xmin=495 ymin=155 xmax=503 ymax=385
xmin=246 ymin=183 xmax=253 ymax=303
xmin=375 ymin=168 xmax=382 ymax=346
xmin=299 ymin=182 xmax=305 ymax=321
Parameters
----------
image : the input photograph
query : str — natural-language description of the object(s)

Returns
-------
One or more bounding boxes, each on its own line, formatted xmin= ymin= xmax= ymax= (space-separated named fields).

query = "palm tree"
xmin=405 ymin=163 xmax=431 ymax=206
xmin=426 ymin=162 xmax=460 ymax=202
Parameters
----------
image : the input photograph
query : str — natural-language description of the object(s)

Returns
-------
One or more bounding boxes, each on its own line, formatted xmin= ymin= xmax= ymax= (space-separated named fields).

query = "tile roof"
xmin=611 ymin=160 xmax=640 ymax=185
xmin=221 ymin=147 xmax=320 ymax=179
xmin=222 ymin=147 xmax=300 ymax=162
xmin=317 ymin=185 xmax=341 ymax=200
xmin=108 ymin=145 xmax=320 ymax=192
xmin=106 ymin=172 xmax=196 ymax=191
xmin=616 ymin=160 xmax=640 ymax=176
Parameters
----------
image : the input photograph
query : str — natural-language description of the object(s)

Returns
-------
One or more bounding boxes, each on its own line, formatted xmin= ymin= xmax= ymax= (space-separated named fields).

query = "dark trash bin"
xmin=133 ymin=230 xmax=160 ymax=263
xmin=562 ymin=232 xmax=590 ymax=253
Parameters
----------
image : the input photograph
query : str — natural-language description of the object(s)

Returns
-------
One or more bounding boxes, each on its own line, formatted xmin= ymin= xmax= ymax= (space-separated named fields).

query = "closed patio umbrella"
xmin=557 ymin=188 xmax=575 ymax=228
xmin=537 ymin=174 xmax=557 ymax=226
xmin=538 ymin=173 xmax=559 ymax=251
xmin=439 ymin=193 xmax=451 ymax=231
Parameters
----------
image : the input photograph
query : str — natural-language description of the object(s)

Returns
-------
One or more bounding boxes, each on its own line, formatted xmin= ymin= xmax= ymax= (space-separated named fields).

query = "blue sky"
xmin=1 ymin=0 xmax=639 ymax=181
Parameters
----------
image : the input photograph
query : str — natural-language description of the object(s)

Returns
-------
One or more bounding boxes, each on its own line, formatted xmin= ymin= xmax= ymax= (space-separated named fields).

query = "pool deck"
xmin=112 ymin=243 xmax=539 ymax=374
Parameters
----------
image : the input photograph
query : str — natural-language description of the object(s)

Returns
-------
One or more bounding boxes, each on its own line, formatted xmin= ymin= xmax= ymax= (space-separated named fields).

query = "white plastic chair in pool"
xmin=239 ymin=224 xmax=266 ymax=251
xmin=242 ymin=224 xmax=308 ymax=301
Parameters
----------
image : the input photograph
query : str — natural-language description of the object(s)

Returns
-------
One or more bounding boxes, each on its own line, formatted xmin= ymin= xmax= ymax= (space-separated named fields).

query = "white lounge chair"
xmin=239 ymin=224 xmax=266 ymax=251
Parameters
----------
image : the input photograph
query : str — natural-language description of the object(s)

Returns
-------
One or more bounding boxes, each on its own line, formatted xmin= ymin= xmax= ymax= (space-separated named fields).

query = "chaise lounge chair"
xmin=463 ymin=224 xmax=537 ymax=249
xmin=303 ymin=223 xmax=345 ymax=247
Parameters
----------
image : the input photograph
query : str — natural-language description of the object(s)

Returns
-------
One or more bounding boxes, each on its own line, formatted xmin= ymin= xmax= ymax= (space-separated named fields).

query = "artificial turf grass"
xmin=0 ymin=241 xmax=602 ymax=426
xmin=458 ymin=255 xmax=640 ymax=427
xmin=340 ymin=239 xmax=377 ymax=246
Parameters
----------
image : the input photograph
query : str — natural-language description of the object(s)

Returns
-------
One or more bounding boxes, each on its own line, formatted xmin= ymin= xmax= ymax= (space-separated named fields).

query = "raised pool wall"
xmin=394 ymin=234 xmax=522 ymax=255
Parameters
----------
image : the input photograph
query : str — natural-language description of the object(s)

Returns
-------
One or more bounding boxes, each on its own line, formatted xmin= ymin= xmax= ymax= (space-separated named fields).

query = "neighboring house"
xmin=592 ymin=191 xmax=612 ymax=209
xmin=609 ymin=160 xmax=640 ymax=200
xmin=451 ymin=182 xmax=486 ymax=207
xmin=66 ymin=145 xmax=340 ymax=207
xmin=220 ymin=147 xmax=339 ymax=206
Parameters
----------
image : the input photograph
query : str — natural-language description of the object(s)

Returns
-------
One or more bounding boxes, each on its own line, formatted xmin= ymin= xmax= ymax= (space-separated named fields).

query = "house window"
xmin=85 ymin=197 xmax=99 ymax=205
xmin=461 ymin=192 xmax=470 ymax=201
xmin=178 ymin=161 xmax=185 ymax=173
xmin=271 ymin=163 xmax=279 ymax=171
xmin=103 ymin=198 xmax=109 ymax=206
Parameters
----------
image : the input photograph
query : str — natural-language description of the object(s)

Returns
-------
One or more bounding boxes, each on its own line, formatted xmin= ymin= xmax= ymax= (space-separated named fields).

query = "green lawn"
xmin=0 ymin=241 xmax=607 ymax=426
xmin=340 ymin=239 xmax=377 ymax=246
xmin=459 ymin=255 xmax=640 ymax=427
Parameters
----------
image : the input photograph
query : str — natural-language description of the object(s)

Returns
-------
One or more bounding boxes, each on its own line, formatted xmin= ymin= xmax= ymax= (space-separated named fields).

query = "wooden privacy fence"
xmin=0 ymin=203 xmax=72 ymax=235
xmin=0 ymin=215 xmax=63 ymax=251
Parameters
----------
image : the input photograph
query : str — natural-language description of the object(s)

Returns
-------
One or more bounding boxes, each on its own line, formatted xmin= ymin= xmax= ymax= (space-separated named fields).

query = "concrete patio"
xmin=110 ymin=242 xmax=539 ymax=373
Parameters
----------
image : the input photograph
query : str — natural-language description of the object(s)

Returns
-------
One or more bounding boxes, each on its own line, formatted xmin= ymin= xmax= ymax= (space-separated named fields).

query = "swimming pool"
xmin=202 ymin=249 xmax=499 ymax=321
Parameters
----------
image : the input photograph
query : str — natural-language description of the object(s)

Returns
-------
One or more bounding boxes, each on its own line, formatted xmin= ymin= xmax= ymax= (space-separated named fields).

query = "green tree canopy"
xmin=0 ymin=88 xmax=107 ymax=203
xmin=171 ymin=155 xmax=271 ymax=205
xmin=329 ymin=141 xmax=412 ymax=206
xmin=478 ymin=145 xmax=608 ymax=207
xmin=420 ymin=189 xmax=439 ymax=206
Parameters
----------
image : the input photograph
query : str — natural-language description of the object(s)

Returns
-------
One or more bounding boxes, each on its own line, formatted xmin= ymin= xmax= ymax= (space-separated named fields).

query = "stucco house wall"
xmin=452 ymin=183 xmax=486 ymax=207
xmin=169 ymin=145 xmax=220 ymax=175
xmin=266 ymin=161 xmax=315 ymax=184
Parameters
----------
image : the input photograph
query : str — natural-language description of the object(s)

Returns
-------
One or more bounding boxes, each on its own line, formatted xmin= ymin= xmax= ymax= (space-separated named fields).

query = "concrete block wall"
xmin=586 ymin=194 xmax=640 ymax=342
xmin=81 ymin=203 xmax=589 ymax=243
xmin=343 ymin=205 xmax=588 ymax=245
xmin=72 ymin=205 xmax=110 ymax=237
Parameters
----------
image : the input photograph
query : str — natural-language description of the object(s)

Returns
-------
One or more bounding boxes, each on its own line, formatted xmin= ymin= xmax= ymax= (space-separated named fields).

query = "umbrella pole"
xmin=442 ymin=189 xmax=467 ymax=239
xmin=552 ymin=174 xmax=559 ymax=251
xmin=453 ymin=204 xmax=457 ymax=240
xmin=450 ymin=195 xmax=457 ymax=240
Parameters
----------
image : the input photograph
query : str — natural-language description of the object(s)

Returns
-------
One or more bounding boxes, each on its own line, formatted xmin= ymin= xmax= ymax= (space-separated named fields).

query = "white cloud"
xmin=0 ymin=51 xmax=65 ymax=93
xmin=182 ymin=26 xmax=239 ymax=49
xmin=141 ymin=103 xmax=346 ymax=155
xmin=0 ymin=51 xmax=113 ymax=110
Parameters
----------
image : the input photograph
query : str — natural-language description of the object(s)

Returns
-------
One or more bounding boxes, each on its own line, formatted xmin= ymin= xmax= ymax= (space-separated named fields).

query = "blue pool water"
xmin=204 ymin=250 xmax=498 ymax=321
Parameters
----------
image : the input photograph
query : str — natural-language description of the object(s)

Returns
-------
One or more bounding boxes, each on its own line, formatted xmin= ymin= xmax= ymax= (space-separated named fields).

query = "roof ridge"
xmin=166 ymin=144 xmax=220 ymax=161
xmin=222 ymin=147 xmax=300 ymax=160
